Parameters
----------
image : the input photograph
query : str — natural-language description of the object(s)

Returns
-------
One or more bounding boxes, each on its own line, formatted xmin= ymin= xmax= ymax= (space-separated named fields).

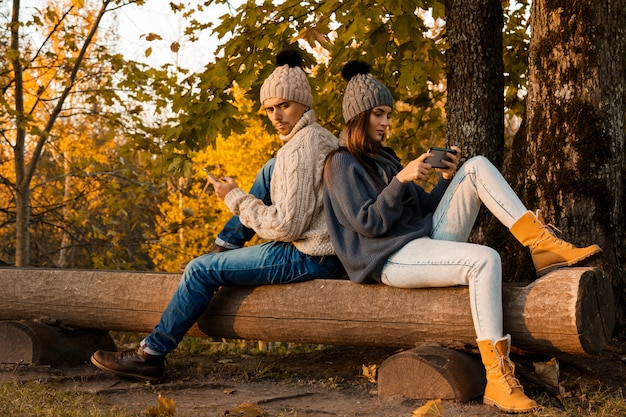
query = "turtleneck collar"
xmin=279 ymin=109 xmax=316 ymax=142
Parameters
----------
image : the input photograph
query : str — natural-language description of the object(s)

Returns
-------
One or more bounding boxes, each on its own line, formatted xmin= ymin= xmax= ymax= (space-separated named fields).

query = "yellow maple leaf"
xmin=72 ymin=0 xmax=84 ymax=8
xmin=412 ymin=399 xmax=444 ymax=417
xmin=146 ymin=394 xmax=176 ymax=416
xmin=361 ymin=363 xmax=378 ymax=382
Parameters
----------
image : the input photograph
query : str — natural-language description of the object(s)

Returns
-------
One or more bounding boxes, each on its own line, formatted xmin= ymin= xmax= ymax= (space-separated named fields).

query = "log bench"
xmin=0 ymin=266 xmax=614 ymax=402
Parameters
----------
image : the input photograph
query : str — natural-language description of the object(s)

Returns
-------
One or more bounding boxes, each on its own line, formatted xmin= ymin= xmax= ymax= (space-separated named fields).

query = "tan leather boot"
xmin=510 ymin=210 xmax=601 ymax=276
xmin=477 ymin=335 xmax=537 ymax=413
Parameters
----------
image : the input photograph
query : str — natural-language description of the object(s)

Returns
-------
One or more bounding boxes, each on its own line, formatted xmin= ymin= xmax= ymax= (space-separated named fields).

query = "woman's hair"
xmin=345 ymin=110 xmax=377 ymax=155
xmin=340 ymin=110 xmax=387 ymax=188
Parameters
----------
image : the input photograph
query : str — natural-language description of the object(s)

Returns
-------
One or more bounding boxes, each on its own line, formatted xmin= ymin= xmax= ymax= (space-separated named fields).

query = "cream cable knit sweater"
xmin=223 ymin=110 xmax=339 ymax=256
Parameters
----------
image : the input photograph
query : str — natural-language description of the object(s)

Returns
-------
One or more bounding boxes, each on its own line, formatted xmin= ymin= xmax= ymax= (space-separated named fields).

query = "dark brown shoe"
xmin=91 ymin=347 xmax=165 ymax=382
xmin=208 ymin=243 xmax=230 ymax=253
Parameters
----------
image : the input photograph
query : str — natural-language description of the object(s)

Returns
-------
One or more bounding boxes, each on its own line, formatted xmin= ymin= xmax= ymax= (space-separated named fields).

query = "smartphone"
xmin=202 ymin=168 xmax=220 ymax=182
xmin=425 ymin=147 xmax=457 ymax=169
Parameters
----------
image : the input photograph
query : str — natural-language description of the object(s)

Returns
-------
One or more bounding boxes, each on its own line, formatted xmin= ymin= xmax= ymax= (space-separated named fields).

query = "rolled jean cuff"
xmin=214 ymin=236 xmax=241 ymax=250
xmin=140 ymin=339 xmax=166 ymax=356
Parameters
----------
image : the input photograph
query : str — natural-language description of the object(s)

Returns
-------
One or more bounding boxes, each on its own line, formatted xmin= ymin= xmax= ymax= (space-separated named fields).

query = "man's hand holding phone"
xmin=204 ymin=169 xmax=238 ymax=200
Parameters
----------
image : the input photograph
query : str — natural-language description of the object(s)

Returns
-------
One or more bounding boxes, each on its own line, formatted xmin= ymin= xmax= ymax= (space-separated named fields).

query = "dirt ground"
xmin=1 ymin=337 xmax=625 ymax=417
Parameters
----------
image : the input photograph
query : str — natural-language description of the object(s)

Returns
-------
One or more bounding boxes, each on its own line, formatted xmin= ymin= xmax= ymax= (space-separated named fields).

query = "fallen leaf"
xmin=412 ymin=399 xmax=444 ymax=416
xmin=533 ymin=357 xmax=559 ymax=387
xmin=361 ymin=364 xmax=378 ymax=382
xmin=146 ymin=394 xmax=176 ymax=416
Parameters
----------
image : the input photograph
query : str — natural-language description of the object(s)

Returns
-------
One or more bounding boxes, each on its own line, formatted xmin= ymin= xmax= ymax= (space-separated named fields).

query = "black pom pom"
xmin=342 ymin=60 xmax=371 ymax=81
xmin=275 ymin=49 xmax=303 ymax=68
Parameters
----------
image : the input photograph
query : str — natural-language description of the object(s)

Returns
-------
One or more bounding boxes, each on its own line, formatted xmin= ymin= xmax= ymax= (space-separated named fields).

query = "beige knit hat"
xmin=342 ymin=61 xmax=394 ymax=123
xmin=260 ymin=49 xmax=313 ymax=108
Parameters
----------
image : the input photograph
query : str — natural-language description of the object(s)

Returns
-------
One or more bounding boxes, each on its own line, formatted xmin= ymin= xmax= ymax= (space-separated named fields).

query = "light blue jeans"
xmin=143 ymin=241 xmax=344 ymax=354
xmin=215 ymin=158 xmax=275 ymax=249
xmin=380 ymin=156 xmax=527 ymax=342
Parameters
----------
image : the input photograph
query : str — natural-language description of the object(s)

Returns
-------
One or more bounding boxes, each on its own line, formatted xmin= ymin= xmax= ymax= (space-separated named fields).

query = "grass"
xmin=0 ymin=333 xmax=624 ymax=417
xmin=0 ymin=381 xmax=139 ymax=417
xmin=1 ymin=379 xmax=623 ymax=417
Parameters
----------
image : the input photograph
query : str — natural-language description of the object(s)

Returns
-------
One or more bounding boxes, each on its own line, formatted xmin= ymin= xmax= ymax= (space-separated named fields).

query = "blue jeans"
xmin=215 ymin=158 xmax=275 ymax=249
xmin=143 ymin=240 xmax=344 ymax=354
xmin=380 ymin=156 xmax=528 ymax=342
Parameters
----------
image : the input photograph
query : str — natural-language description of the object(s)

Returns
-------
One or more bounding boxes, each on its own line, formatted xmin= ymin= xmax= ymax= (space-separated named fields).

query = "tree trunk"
xmin=57 ymin=154 xmax=73 ymax=268
xmin=445 ymin=0 xmax=505 ymax=245
xmin=512 ymin=0 xmax=626 ymax=332
xmin=15 ymin=186 xmax=29 ymax=267
xmin=10 ymin=0 xmax=29 ymax=267
xmin=445 ymin=0 xmax=504 ymax=166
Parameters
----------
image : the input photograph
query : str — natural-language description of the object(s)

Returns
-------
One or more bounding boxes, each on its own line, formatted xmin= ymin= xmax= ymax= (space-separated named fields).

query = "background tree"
xmin=0 ymin=0 xmax=174 ymax=267
xmin=444 ymin=0 xmax=504 ymax=244
xmin=445 ymin=0 xmax=504 ymax=167
xmin=148 ymin=89 xmax=281 ymax=272
xmin=154 ymin=1 xmax=449 ymax=166
xmin=506 ymin=0 xmax=626 ymax=331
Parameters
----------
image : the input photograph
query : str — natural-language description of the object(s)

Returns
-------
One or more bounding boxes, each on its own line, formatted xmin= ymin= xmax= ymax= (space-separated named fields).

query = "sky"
xmin=108 ymin=0 xmax=243 ymax=72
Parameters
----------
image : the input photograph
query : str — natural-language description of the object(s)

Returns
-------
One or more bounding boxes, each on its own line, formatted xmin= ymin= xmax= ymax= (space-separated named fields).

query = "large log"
xmin=0 ymin=267 xmax=614 ymax=355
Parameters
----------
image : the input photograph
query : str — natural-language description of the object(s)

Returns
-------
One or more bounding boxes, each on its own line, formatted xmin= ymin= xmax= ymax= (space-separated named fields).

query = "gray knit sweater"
xmin=323 ymin=149 xmax=451 ymax=283
xmin=224 ymin=110 xmax=339 ymax=256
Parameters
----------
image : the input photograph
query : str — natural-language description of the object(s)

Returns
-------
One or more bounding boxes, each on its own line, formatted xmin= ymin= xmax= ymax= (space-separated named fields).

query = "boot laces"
xmin=491 ymin=355 xmax=524 ymax=390
xmin=118 ymin=347 xmax=166 ymax=364
xmin=532 ymin=211 xmax=572 ymax=249
xmin=119 ymin=348 xmax=144 ymax=359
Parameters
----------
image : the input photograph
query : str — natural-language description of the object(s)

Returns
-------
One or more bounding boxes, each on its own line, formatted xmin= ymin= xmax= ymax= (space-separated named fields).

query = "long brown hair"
xmin=342 ymin=109 xmax=387 ymax=188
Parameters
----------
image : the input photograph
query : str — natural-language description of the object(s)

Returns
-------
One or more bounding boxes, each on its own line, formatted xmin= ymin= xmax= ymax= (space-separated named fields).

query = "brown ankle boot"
xmin=91 ymin=347 xmax=166 ymax=382
xmin=477 ymin=335 xmax=537 ymax=413
xmin=510 ymin=210 xmax=601 ymax=276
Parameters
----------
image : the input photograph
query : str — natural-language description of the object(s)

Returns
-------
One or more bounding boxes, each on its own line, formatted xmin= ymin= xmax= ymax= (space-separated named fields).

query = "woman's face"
xmin=367 ymin=105 xmax=392 ymax=143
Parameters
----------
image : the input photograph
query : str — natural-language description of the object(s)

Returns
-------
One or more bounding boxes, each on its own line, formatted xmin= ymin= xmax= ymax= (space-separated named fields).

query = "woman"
xmin=323 ymin=61 xmax=602 ymax=413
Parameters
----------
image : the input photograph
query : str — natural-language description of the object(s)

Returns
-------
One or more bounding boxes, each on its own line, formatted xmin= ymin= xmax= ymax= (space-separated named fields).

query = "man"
xmin=90 ymin=49 xmax=344 ymax=382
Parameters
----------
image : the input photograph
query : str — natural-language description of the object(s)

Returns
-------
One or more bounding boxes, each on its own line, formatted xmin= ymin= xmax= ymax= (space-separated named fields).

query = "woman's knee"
xmin=464 ymin=155 xmax=491 ymax=171
xmin=471 ymin=245 xmax=502 ymax=274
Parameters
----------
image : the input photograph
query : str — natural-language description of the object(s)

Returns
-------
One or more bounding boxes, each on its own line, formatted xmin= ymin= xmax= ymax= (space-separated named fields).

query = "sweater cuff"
xmin=389 ymin=176 xmax=408 ymax=190
xmin=223 ymin=187 xmax=246 ymax=215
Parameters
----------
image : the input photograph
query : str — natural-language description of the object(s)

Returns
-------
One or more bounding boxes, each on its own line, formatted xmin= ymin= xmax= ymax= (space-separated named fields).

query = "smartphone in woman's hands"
xmin=425 ymin=147 xmax=457 ymax=169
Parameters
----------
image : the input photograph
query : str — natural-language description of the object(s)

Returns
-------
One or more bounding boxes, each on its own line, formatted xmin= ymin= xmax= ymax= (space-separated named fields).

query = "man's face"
xmin=263 ymin=98 xmax=308 ymax=135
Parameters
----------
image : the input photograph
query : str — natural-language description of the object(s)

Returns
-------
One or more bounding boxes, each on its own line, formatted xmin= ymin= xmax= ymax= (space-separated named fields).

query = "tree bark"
xmin=444 ymin=0 xmax=505 ymax=245
xmin=511 ymin=0 xmax=626 ymax=332
xmin=0 ymin=267 xmax=614 ymax=355
xmin=444 ymin=0 xmax=504 ymax=166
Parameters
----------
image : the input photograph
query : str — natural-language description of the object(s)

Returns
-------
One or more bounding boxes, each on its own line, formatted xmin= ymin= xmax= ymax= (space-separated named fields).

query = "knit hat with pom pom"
xmin=341 ymin=60 xmax=394 ymax=123
xmin=260 ymin=49 xmax=313 ymax=108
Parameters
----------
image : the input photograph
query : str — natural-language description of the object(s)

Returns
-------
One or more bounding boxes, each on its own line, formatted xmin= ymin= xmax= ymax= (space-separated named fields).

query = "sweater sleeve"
xmin=223 ymin=131 xmax=318 ymax=242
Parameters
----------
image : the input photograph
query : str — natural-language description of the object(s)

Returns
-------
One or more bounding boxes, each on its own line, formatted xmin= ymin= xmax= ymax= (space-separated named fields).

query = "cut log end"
xmin=378 ymin=346 xmax=485 ymax=402
xmin=0 ymin=321 xmax=115 ymax=365
xmin=577 ymin=268 xmax=615 ymax=354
